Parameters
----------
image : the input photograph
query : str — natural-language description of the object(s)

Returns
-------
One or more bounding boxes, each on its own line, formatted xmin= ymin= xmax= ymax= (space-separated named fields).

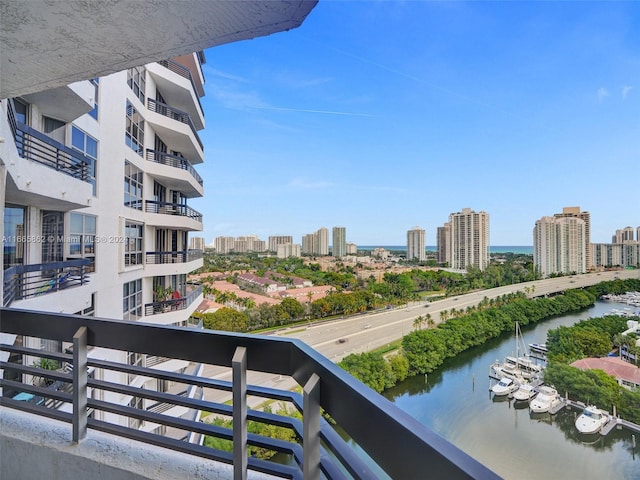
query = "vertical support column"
xmin=303 ymin=373 xmax=321 ymax=480
xmin=232 ymin=346 xmax=247 ymax=480
xmin=72 ymin=326 xmax=88 ymax=443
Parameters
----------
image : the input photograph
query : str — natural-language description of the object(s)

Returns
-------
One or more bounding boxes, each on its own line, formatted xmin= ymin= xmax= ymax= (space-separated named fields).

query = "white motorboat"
xmin=492 ymin=377 xmax=520 ymax=396
xmin=529 ymin=386 xmax=562 ymax=413
xmin=575 ymin=405 xmax=609 ymax=434
xmin=512 ymin=383 xmax=537 ymax=402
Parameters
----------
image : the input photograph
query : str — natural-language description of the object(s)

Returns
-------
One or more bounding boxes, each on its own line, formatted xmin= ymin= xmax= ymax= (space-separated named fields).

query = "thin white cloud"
xmin=210 ymin=85 xmax=269 ymax=111
xmin=289 ymin=178 xmax=336 ymax=189
xmin=203 ymin=66 xmax=249 ymax=83
xmin=622 ymin=85 xmax=633 ymax=99
xmin=250 ymin=105 xmax=375 ymax=117
xmin=273 ymin=72 xmax=334 ymax=88
xmin=597 ymin=87 xmax=610 ymax=103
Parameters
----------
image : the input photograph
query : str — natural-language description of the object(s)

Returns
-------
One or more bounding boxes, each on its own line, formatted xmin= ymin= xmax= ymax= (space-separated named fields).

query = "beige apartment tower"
xmin=407 ymin=226 xmax=426 ymax=262
xmin=449 ymin=209 xmax=490 ymax=271
xmin=533 ymin=215 xmax=587 ymax=276
xmin=554 ymin=206 xmax=591 ymax=269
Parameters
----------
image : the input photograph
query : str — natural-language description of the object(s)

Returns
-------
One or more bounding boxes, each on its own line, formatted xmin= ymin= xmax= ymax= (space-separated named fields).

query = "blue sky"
xmin=191 ymin=1 xmax=639 ymax=246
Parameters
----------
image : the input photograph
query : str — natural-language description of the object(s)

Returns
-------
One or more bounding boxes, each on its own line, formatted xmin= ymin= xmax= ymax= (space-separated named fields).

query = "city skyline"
xmin=191 ymin=1 xmax=638 ymax=245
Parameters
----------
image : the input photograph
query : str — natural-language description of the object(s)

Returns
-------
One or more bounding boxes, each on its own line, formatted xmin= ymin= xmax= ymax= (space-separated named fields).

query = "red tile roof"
xmin=571 ymin=357 xmax=640 ymax=385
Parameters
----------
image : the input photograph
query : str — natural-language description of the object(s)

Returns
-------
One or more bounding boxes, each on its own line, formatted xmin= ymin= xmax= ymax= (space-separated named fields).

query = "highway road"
xmin=201 ymin=269 xmax=640 ymax=406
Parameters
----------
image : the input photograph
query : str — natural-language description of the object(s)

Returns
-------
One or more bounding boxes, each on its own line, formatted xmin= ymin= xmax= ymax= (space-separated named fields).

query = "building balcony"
xmin=2 ymin=259 xmax=92 ymax=308
xmin=144 ymin=200 xmax=203 ymax=231
xmin=143 ymin=250 xmax=203 ymax=277
xmin=144 ymin=284 xmax=203 ymax=319
xmin=145 ymin=250 xmax=203 ymax=264
xmin=21 ymin=80 xmax=95 ymax=123
xmin=2 ymin=102 xmax=94 ymax=210
xmin=0 ymin=307 xmax=498 ymax=480
xmin=147 ymin=61 xmax=204 ymax=130
xmin=146 ymin=98 xmax=204 ymax=164
xmin=145 ymin=149 xmax=203 ymax=198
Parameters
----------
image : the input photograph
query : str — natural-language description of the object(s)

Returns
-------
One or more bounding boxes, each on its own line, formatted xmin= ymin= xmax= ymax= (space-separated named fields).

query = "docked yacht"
xmin=491 ymin=322 xmax=543 ymax=381
xmin=575 ymin=405 xmax=610 ymax=434
xmin=512 ymin=383 xmax=537 ymax=402
xmin=529 ymin=386 xmax=562 ymax=413
xmin=492 ymin=377 xmax=520 ymax=396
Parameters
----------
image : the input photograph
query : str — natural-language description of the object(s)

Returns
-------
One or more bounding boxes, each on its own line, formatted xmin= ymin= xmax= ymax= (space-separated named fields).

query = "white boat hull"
xmin=575 ymin=406 xmax=609 ymax=434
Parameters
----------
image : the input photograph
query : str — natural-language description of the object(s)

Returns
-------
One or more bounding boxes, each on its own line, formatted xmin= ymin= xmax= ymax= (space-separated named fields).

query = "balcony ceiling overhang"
xmin=0 ymin=0 xmax=318 ymax=99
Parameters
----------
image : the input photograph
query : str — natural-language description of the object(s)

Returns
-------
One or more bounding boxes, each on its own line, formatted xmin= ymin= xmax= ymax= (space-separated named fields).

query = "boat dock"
xmin=556 ymin=398 xmax=640 ymax=436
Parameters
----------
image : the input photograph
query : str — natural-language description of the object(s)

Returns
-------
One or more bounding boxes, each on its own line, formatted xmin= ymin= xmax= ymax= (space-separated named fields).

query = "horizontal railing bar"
xmin=0 ymin=344 xmax=73 ymax=363
xmin=88 ymin=417 xmax=301 ymax=480
xmin=0 ymin=396 xmax=72 ymax=423
xmin=88 ymin=397 xmax=302 ymax=460
xmin=88 ymin=357 xmax=233 ymax=391
xmin=0 ymin=378 xmax=73 ymax=404
xmin=0 ymin=362 xmax=72 ymax=383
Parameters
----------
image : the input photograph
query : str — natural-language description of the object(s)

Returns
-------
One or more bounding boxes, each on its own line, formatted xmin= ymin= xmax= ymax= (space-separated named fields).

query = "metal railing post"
xmin=72 ymin=326 xmax=88 ymax=443
xmin=232 ymin=346 xmax=247 ymax=480
xmin=303 ymin=373 xmax=321 ymax=480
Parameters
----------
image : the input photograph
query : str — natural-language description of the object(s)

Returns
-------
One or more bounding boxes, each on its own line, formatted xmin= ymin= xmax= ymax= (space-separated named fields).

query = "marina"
xmin=386 ymin=300 xmax=640 ymax=480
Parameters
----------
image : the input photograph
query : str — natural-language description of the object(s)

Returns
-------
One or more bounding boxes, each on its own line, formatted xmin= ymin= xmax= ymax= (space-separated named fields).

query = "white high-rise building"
xmin=332 ymin=226 xmax=347 ymax=257
xmin=406 ymin=226 xmax=426 ymax=262
xmin=449 ymin=209 xmax=490 ymax=271
xmin=1 ymin=53 xmax=208 ymax=428
xmin=533 ymin=215 xmax=587 ymax=276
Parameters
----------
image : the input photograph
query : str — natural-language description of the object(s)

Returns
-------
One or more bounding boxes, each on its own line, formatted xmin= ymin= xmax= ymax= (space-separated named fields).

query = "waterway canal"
xmin=383 ymin=301 xmax=639 ymax=480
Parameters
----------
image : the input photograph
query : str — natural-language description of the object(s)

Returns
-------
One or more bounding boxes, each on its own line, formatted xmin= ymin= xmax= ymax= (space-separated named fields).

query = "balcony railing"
xmin=6 ymin=98 xmax=91 ymax=183
xmin=145 ymin=250 xmax=203 ymax=264
xmin=147 ymin=98 xmax=204 ymax=151
xmin=144 ymin=284 xmax=203 ymax=316
xmin=144 ymin=200 xmax=203 ymax=223
xmin=146 ymin=149 xmax=203 ymax=186
xmin=2 ymin=259 xmax=92 ymax=307
xmin=156 ymin=59 xmax=205 ymax=119
xmin=0 ymin=308 xmax=499 ymax=479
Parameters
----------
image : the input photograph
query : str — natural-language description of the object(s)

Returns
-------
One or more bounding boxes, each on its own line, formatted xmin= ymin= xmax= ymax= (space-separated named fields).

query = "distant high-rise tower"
xmin=406 ymin=226 xmax=426 ymax=262
xmin=449 ymin=208 xmax=490 ymax=271
xmin=215 ymin=236 xmax=236 ymax=254
xmin=437 ymin=222 xmax=451 ymax=265
xmin=317 ymin=227 xmax=329 ymax=255
xmin=268 ymin=235 xmax=293 ymax=253
xmin=554 ymin=206 xmax=591 ymax=269
xmin=613 ymin=227 xmax=635 ymax=244
xmin=301 ymin=227 xmax=329 ymax=256
xmin=332 ymin=226 xmax=346 ymax=257
xmin=533 ymin=215 xmax=587 ymax=276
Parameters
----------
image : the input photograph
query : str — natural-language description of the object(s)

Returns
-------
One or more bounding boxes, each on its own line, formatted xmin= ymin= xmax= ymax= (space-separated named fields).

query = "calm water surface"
xmin=383 ymin=301 xmax=640 ymax=480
